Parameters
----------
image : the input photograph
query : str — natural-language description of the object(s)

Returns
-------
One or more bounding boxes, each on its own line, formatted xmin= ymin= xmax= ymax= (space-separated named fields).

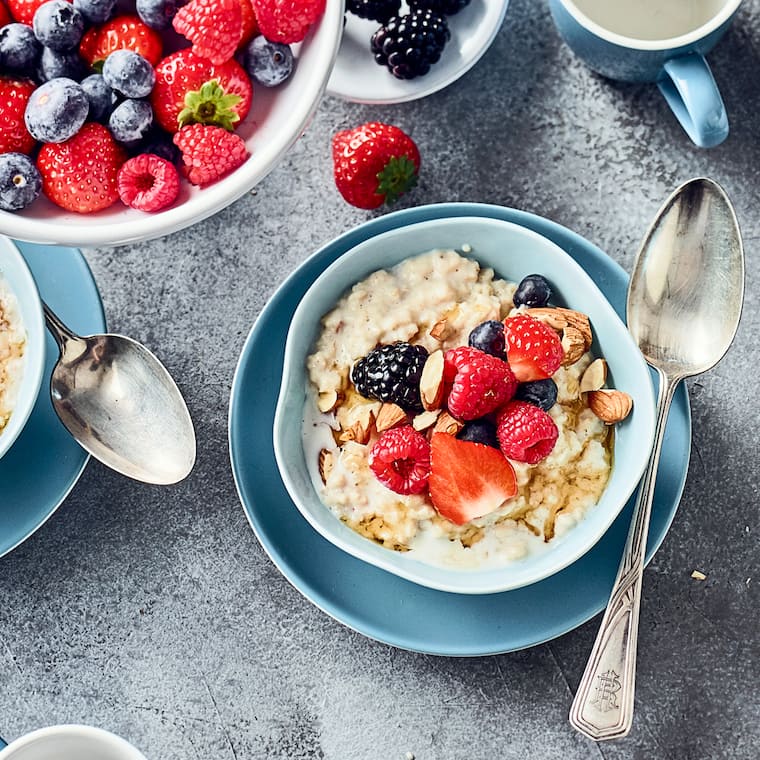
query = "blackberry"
xmin=468 ymin=320 xmax=506 ymax=360
xmin=346 ymin=0 xmax=400 ymax=24
xmin=351 ymin=341 xmax=428 ymax=412
xmin=371 ymin=9 xmax=450 ymax=80
xmin=513 ymin=274 xmax=552 ymax=309
xmin=408 ymin=0 xmax=471 ymax=14
xmin=457 ymin=419 xmax=499 ymax=449
xmin=514 ymin=378 xmax=558 ymax=412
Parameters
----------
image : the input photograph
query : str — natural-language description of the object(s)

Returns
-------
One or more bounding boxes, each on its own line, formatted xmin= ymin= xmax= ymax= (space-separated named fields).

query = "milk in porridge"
xmin=0 ymin=276 xmax=26 ymax=437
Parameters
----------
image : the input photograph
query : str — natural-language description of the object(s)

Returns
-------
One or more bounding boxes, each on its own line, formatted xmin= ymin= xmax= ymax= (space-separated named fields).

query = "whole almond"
xmin=375 ymin=402 xmax=407 ymax=432
xmin=587 ymin=389 xmax=633 ymax=424
xmin=529 ymin=307 xmax=592 ymax=348
xmin=429 ymin=317 xmax=451 ymax=341
xmin=433 ymin=411 xmax=464 ymax=436
xmin=420 ymin=349 xmax=444 ymax=410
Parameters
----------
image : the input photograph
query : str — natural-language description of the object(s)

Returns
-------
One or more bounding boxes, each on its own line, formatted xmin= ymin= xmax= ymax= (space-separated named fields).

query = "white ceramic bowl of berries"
xmin=0 ymin=0 xmax=343 ymax=245
xmin=273 ymin=213 xmax=657 ymax=594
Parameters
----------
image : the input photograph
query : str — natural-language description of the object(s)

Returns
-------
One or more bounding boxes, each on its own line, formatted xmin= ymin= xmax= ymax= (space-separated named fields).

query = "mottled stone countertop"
xmin=1 ymin=1 xmax=759 ymax=758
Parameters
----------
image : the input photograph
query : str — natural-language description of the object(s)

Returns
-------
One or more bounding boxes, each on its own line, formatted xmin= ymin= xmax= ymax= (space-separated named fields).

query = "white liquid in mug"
xmin=571 ymin=0 xmax=727 ymax=40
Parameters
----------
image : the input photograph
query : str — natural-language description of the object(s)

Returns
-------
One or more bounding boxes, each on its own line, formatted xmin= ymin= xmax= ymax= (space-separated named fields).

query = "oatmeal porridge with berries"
xmin=0 ymin=276 xmax=26 ymax=437
xmin=304 ymin=249 xmax=629 ymax=570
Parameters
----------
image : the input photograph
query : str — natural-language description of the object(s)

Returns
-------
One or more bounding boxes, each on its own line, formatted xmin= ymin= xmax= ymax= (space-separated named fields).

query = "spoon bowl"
xmin=570 ymin=177 xmax=744 ymax=741
xmin=45 ymin=304 xmax=196 ymax=485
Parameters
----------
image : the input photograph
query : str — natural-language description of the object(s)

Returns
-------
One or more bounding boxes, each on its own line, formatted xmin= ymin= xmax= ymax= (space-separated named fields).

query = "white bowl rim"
xmin=273 ymin=214 xmax=657 ymax=594
xmin=0 ymin=1 xmax=345 ymax=247
xmin=0 ymin=237 xmax=45 ymax=460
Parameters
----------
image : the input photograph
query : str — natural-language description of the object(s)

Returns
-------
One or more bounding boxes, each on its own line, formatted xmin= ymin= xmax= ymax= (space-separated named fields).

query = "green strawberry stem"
xmin=178 ymin=79 xmax=242 ymax=131
xmin=376 ymin=156 xmax=418 ymax=205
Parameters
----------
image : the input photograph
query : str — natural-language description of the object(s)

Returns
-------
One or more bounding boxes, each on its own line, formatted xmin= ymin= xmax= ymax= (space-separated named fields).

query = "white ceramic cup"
xmin=0 ymin=725 xmax=147 ymax=760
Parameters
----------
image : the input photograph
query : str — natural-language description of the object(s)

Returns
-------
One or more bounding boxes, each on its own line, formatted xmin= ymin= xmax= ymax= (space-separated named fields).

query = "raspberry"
xmin=496 ymin=400 xmax=558 ymax=465
xmin=251 ymin=0 xmax=326 ymax=44
xmin=443 ymin=346 xmax=517 ymax=421
xmin=117 ymin=153 xmax=180 ymax=212
xmin=173 ymin=0 xmax=242 ymax=65
xmin=368 ymin=425 xmax=431 ymax=495
xmin=351 ymin=341 xmax=428 ymax=413
xmin=173 ymin=123 xmax=249 ymax=185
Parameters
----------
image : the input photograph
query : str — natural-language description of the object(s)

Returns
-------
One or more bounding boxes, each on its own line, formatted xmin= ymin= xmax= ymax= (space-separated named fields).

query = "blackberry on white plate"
xmin=371 ymin=9 xmax=450 ymax=80
xmin=346 ymin=0 xmax=400 ymax=24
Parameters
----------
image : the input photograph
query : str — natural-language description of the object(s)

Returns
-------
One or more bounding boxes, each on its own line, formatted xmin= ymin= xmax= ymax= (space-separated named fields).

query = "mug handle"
xmin=658 ymin=52 xmax=728 ymax=148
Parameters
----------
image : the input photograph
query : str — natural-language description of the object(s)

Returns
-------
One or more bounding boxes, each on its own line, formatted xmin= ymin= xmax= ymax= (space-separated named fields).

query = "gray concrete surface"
xmin=2 ymin=1 xmax=759 ymax=757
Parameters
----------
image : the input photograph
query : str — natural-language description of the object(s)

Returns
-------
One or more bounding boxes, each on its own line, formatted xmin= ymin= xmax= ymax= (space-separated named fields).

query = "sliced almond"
xmin=429 ymin=317 xmax=451 ymax=341
xmin=317 ymin=390 xmax=339 ymax=413
xmin=318 ymin=448 xmax=334 ymax=484
xmin=338 ymin=406 xmax=375 ymax=444
xmin=413 ymin=409 xmax=441 ymax=431
xmin=528 ymin=307 xmax=592 ymax=348
xmin=580 ymin=358 xmax=608 ymax=393
xmin=587 ymin=389 xmax=633 ymax=424
xmin=433 ymin=411 xmax=464 ymax=436
xmin=375 ymin=402 xmax=407 ymax=433
xmin=420 ymin=349 xmax=444 ymax=410
xmin=561 ymin=326 xmax=587 ymax=366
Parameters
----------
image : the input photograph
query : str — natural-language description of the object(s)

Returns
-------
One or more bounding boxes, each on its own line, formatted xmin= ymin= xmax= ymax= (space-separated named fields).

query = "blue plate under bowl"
xmin=229 ymin=203 xmax=691 ymax=656
xmin=0 ymin=242 xmax=105 ymax=559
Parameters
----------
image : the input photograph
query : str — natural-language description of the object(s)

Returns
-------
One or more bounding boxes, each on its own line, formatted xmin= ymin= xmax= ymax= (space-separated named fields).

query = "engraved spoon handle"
xmin=569 ymin=369 xmax=679 ymax=741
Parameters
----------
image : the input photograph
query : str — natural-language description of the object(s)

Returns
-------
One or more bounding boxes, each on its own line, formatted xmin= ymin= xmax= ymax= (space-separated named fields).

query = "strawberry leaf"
xmin=376 ymin=155 xmax=418 ymax=205
xmin=177 ymin=78 xmax=242 ymax=130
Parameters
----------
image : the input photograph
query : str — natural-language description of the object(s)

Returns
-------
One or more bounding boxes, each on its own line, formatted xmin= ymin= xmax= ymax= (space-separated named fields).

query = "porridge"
xmin=0 ymin=275 xmax=26 ymax=437
xmin=304 ymin=249 xmax=631 ymax=570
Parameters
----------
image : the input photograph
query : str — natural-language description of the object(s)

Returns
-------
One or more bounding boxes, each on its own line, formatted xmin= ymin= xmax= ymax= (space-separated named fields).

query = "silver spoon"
xmin=569 ymin=178 xmax=744 ymax=740
xmin=44 ymin=304 xmax=196 ymax=485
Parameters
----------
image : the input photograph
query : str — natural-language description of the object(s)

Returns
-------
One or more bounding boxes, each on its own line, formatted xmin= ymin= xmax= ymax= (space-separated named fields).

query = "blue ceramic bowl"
xmin=0 ymin=237 xmax=45 ymax=460
xmin=273 ymin=214 xmax=656 ymax=594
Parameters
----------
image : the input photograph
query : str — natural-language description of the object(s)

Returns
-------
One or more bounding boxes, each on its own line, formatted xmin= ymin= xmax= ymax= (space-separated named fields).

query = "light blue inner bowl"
xmin=0 ymin=237 xmax=45 ymax=461
xmin=274 ymin=216 xmax=656 ymax=594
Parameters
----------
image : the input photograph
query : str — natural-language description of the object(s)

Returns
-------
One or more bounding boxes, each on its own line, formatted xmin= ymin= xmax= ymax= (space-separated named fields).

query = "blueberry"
xmin=33 ymin=0 xmax=84 ymax=51
xmin=73 ymin=0 xmax=116 ymax=24
xmin=243 ymin=36 xmax=294 ymax=87
xmin=108 ymin=98 xmax=153 ymax=145
xmin=457 ymin=419 xmax=499 ymax=449
xmin=514 ymin=378 xmax=558 ymax=411
xmin=513 ymin=274 xmax=552 ymax=309
xmin=102 ymin=49 xmax=155 ymax=98
xmin=0 ymin=23 xmax=42 ymax=74
xmin=468 ymin=320 xmax=506 ymax=359
xmin=136 ymin=0 xmax=177 ymax=30
xmin=24 ymin=77 xmax=88 ymax=142
xmin=37 ymin=46 xmax=88 ymax=81
xmin=81 ymin=73 xmax=116 ymax=121
xmin=0 ymin=153 xmax=42 ymax=211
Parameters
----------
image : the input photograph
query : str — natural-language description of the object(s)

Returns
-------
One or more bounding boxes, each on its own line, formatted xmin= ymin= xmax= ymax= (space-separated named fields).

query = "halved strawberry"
xmin=503 ymin=313 xmax=563 ymax=382
xmin=428 ymin=433 xmax=517 ymax=526
xmin=151 ymin=48 xmax=252 ymax=133
xmin=79 ymin=15 xmax=163 ymax=70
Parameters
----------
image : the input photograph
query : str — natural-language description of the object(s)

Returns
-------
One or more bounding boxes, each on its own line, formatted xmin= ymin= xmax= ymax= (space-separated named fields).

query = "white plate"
xmin=327 ymin=0 xmax=510 ymax=104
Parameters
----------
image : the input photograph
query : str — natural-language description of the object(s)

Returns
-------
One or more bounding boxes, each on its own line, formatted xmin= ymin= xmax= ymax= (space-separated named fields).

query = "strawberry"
xmin=151 ymin=49 xmax=252 ymax=133
xmin=369 ymin=425 xmax=431 ymax=495
xmin=496 ymin=400 xmax=558 ymax=465
xmin=117 ymin=153 xmax=180 ymax=212
xmin=6 ymin=0 xmax=45 ymax=24
xmin=173 ymin=0 xmax=242 ymax=65
xmin=0 ymin=1 xmax=11 ymax=26
xmin=79 ymin=15 xmax=163 ymax=70
xmin=428 ymin=433 xmax=517 ymax=526
xmin=173 ymin=123 xmax=249 ymax=185
xmin=252 ymin=0 xmax=325 ymax=44
xmin=332 ymin=122 xmax=420 ymax=210
xmin=238 ymin=0 xmax=259 ymax=49
xmin=442 ymin=346 xmax=517 ymax=420
xmin=0 ymin=77 xmax=36 ymax=155
xmin=503 ymin=313 xmax=563 ymax=382
xmin=37 ymin=122 xmax=127 ymax=213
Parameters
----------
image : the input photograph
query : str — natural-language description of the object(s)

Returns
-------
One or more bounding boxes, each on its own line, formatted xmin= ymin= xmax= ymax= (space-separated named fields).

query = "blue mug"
xmin=549 ymin=0 xmax=742 ymax=147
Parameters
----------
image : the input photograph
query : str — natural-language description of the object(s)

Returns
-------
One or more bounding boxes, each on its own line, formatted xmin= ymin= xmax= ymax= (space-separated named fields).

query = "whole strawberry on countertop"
xmin=332 ymin=121 xmax=420 ymax=210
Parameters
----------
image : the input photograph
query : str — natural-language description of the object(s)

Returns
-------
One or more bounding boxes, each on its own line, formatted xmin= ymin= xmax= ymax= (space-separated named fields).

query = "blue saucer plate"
xmin=0 ymin=242 xmax=106 ymax=559
xmin=228 ymin=203 xmax=691 ymax=656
